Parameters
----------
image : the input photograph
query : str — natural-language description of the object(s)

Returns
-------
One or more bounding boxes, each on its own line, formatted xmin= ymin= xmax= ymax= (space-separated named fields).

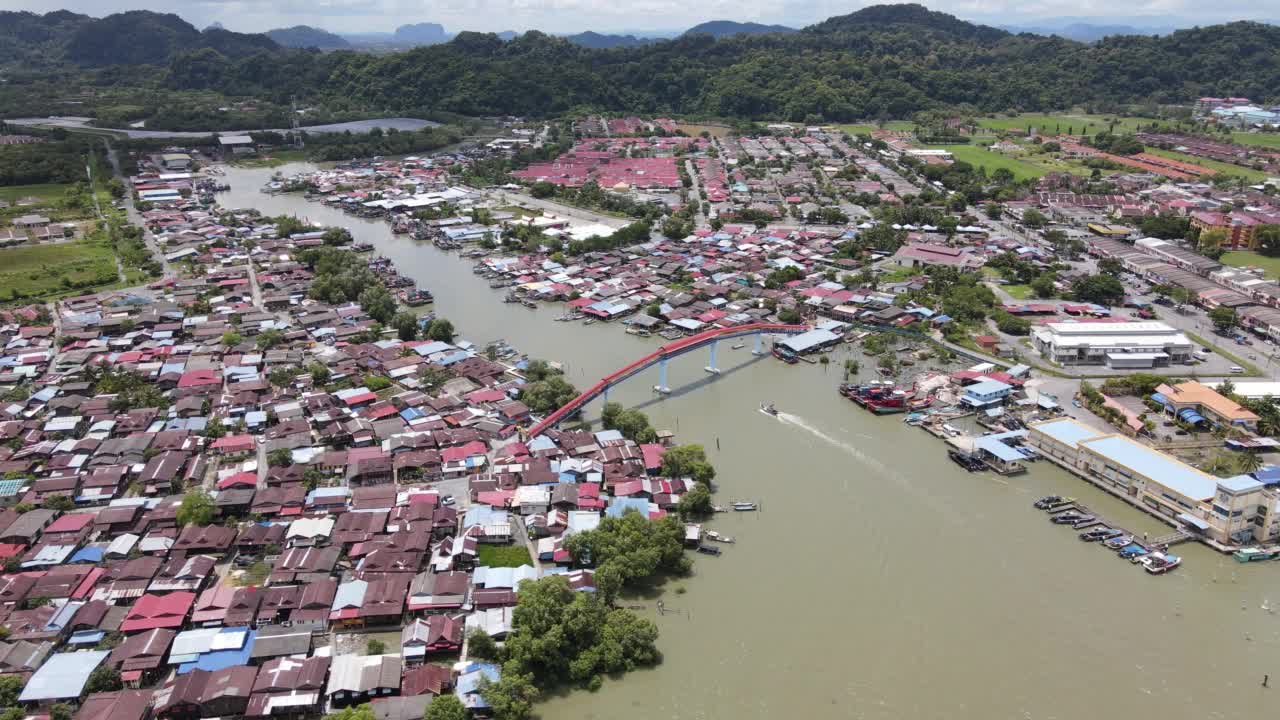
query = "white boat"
xmin=1140 ymin=552 xmax=1182 ymax=575
xmin=759 ymin=402 xmax=778 ymax=416
xmin=732 ymin=342 xmax=745 ymax=349
xmin=706 ymin=530 xmax=736 ymax=543
xmin=731 ymin=502 xmax=758 ymax=512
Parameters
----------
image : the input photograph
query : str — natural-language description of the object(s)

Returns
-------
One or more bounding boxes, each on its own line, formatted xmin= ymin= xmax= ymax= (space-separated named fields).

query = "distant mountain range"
xmin=266 ymin=25 xmax=349 ymax=49
xmin=683 ymin=20 xmax=795 ymax=38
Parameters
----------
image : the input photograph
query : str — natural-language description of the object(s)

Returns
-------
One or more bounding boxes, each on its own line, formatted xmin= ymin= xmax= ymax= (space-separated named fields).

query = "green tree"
xmin=522 ymin=376 xmax=578 ymax=415
xmin=392 ymin=311 xmax=419 ymax=341
xmin=85 ymin=665 xmax=123 ymax=693
xmin=1030 ymin=273 xmax=1057 ymax=298
xmin=660 ymin=444 xmax=716 ymax=484
xmin=1098 ymin=257 xmax=1124 ymax=276
xmin=359 ymin=285 xmax=397 ymax=325
xmin=221 ymin=331 xmax=243 ymax=347
xmin=424 ymin=694 xmax=468 ymax=720
xmin=323 ymin=705 xmax=377 ymax=720
xmin=268 ymin=448 xmax=293 ymax=467
xmin=366 ymin=638 xmax=387 ymax=655
xmin=426 ymin=318 xmax=456 ymax=342
xmin=466 ymin=628 xmax=502 ymax=662
xmin=676 ymin=482 xmax=713 ymax=517
xmin=256 ymin=329 xmax=285 ymax=350
xmin=984 ymin=203 xmax=1002 ymax=220
xmin=307 ymin=362 xmax=332 ymax=385
xmin=42 ymin=494 xmax=74 ymax=512
xmin=481 ymin=668 xmax=540 ymax=720
xmin=1021 ymin=208 xmax=1046 ymax=228
xmin=49 ymin=704 xmax=72 ymax=720
xmin=1256 ymin=225 xmax=1280 ymax=258
xmin=0 ymin=675 xmax=22 ymax=707
xmin=1210 ymin=306 xmax=1238 ymax=332
xmin=175 ymin=490 xmax=216 ymax=527
xmin=1071 ymin=275 xmax=1125 ymax=306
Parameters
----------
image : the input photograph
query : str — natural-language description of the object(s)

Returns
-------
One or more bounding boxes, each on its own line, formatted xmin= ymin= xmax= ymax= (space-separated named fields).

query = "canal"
xmin=222 ymin=164 xmax=1279 ymax=719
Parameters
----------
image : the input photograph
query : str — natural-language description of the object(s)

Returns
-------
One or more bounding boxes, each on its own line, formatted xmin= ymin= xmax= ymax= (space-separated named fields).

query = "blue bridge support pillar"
xmin=654 ymin=358 xmax=670 ymax=394
xmin=753 ymin=333 xmax=765 ymax=356
xmin=704 ymin=339 xmax=721 ymax=374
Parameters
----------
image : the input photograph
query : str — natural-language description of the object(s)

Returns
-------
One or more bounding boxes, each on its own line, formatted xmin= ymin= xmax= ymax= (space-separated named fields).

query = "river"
xmin=221 ymin=163 xmax=1279 ymax=720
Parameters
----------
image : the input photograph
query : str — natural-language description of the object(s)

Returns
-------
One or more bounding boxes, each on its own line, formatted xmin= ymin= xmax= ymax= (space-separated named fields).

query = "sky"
xmin=0 ymin=0 xmax=1273 ymax=35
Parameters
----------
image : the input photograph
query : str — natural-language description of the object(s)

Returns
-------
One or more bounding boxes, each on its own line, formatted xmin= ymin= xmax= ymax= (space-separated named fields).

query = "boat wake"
xmin=773 ymin=411 xmax=956 ymax=521
xmin=775 ymin=412 xmax=888 ymax=473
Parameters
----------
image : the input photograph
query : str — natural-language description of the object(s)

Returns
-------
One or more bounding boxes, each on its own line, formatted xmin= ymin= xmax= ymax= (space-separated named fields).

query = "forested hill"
xmin=4 ymin=4 xmax=1279 ymax=122
xmin=682 ymin=21 xmax=796 ymax=38
xmin=0 ymin=9 xmax=279 ymax=65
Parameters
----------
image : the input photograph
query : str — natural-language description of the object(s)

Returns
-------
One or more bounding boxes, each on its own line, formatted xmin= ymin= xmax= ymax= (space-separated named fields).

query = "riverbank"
xmin=217 ymin=162 xmax=1280 ymax=720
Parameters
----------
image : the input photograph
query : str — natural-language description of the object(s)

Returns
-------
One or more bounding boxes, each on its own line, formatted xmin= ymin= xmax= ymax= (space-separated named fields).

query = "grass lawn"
xmin=1002 ymin=284 xmax=1033 ymax=299
xmin=1220 ymin=251 xmax=1280 ymax=279
xmin=926 ymin=144 xmax=1047 ymax=181
xmin=1142 ymin=147 xmax=1268 ymax=182
xmin=477 ymin=544 xmax=532 ymax=568
xmin=1231 ymin=132 xmax=1280 ymax=150
xmin=676 ymin=123 xmax=732 ymax=139
xmin=0 ymin=240 xmax=119 ymax=302
xmin=976 ymin=113 xmax=1158 ymax=136
xmin=0 ymin=183 xmax=68 ymax=205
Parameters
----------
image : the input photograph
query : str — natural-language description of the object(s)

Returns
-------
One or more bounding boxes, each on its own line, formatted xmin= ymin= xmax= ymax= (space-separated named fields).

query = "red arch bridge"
xmin=525 ymin=322 xmax=807 ymax=436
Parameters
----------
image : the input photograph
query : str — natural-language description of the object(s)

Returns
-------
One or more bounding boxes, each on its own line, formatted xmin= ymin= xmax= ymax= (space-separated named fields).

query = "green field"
xmin=1231 ymin=132 xmax=1280 ymax=150
xmin=0 ymin=183 xmax=68 ymax=205
xmin=927 ymin=144 xmax=1048 ymax=180
xmin=1002 ymin=284 xmax=1033 ymax=299
xmin=1142 ymin=147 xmax=1268 ymax=182
xmin=476 ymin=543 xmax=532 ymax=568
xmin=976 ymin=113 xmax=1159 ymax=136
xmin=1220 ymin=251 xmax=1280 ymax=279
xmin=839 ymin=121 xmax=917 ymax=135
xmin=0 ymin=241 xmax=118 ymax=301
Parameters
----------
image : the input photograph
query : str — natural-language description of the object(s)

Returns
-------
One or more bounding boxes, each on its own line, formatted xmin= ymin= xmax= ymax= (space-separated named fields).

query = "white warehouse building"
xmin=1031 ymin=321 xmax=1194 ymax=368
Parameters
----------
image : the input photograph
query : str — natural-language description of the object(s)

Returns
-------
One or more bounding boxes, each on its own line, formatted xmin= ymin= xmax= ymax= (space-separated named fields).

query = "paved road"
xmin=684 ymin=159 xmax=707 ymax=225
xmin=11 ymin=116 xmax=439 ymax=139
xmin=478 ymin=187 xmax=631 ymax=229
xmin=103 ymin=139 xmax=174 ymax=279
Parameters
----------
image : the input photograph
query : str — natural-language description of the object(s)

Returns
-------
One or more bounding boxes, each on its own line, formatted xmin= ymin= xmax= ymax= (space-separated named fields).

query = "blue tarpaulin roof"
xmin=178 ymin=628 xmax=255 ymax=674
xmin=1178 ymin=408 xmax=1206 ymax=424
xmin=1151 ymin=392 xmax=1170 ymax=406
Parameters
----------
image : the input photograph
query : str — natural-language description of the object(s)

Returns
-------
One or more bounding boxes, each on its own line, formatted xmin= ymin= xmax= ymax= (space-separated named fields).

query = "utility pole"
xmin=291 ymin=95 xmax=303 ymax=149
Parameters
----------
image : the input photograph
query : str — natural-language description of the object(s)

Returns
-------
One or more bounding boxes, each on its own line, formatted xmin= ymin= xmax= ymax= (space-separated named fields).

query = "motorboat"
xmin=759 ymin=402 xmax=778 ymax=417
xmin=731 ymin=502 xmax=758 ymax=512
xmin=1050 ymin=513 xmax=1084 ymax=525
xmin=948 ymin=450 xmax=985 ymax=472
xmin=1118 ymin=543 xmax=1150 ymax=560
xmin=1104 ymin=534 xmax=1134 ymax=549
xmin=1141 ymin=552 xmax=1181 ymax=575
xmin=1034 ymin=496 xmax=1064 ymax=509
xmin=732 ymin=342 xmax=745 ymax=350
xmin=1079 ymin=528 xmax=1119 ymax=542
xmin=706 ymin=531 xmax=735 ymax=544
xmin=696 ymin=545 xmax=722 ymax=556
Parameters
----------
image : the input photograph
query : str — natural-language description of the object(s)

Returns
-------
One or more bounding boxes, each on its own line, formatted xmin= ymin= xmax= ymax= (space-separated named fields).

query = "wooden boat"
xmin=706 ymin=531 xmax=735 ymax=543
xmin=696 ymin=545 xmax=723 ymax=556
xmin=731 ymin=502 xmax=758 ymax=512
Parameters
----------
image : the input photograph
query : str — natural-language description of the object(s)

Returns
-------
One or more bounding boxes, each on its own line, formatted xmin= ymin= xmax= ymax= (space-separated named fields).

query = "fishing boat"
xmin=400 ymin=288 xmax=434 ymax=306
xmin=696 ymin=545 xmax=723 ymax=556
xmin=521 ymin=300 xmax=538 ymax=309
xmin=772 ymin=347 xmax=798 ymax=364
xmin=1141 ymin=552 xmax=1181 ymax=575
xmin=706 ymin=531 xmax=735 ymax=543
xmin=1233 ymin=547 xmax=1280 ymax=562
xmin=625 ymin=327 xmax=651 ymax=337
xmin=759 ymin=402 xmax=778 ymax=417
xmin=1050 ymin=512 xmax=1085 ymax=525
xmin=583 ymin=318 xmax=596 ymax=325
xmin=947 ymin=449 xmax=985 ymax=472
xmin=731 ymin=342 xmax=745 ymax=349
xmin=731 ymin=502 xmax=758 ymax=512
xmin=351 ymin=242 xmax=374 ymax=253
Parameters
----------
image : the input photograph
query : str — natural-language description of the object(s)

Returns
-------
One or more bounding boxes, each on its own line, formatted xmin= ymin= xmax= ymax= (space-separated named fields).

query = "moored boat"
xmin=948 ymin=449 xmax=985 ymax=472
xmin=731 ymin=502 xmax=758 ymax=512
xmin=1233 ymin=547 xmax=1280 ymax=562
xmin=1141 ymin=552 xmax=1181 ymax=575
xmin=706 ymin=531 xmax=735 ymax=543
xmin=696 ymin=545 xmax=722 ymax=556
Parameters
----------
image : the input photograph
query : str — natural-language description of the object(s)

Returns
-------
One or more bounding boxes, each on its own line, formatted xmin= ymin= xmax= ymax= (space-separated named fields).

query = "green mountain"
xmin=4 ymin=4 xmax=1279 ymax=124
xmin=682 ymin=20 xmax=795 ymax=38
xmin=267 ymin=25 xmax=350 ymax=49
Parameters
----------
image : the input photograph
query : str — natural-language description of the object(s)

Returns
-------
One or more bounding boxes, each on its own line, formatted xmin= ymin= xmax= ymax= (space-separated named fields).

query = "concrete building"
xmin=1031 ymin=321 xmax=1193 ymax=368
xmin=1028 ymin=418 xmax=1278 ymax=545
xmin=160 ymin=154 xmax=193 ymax=172
xmin=1151 ymin=381 xmax=1260 ymax=431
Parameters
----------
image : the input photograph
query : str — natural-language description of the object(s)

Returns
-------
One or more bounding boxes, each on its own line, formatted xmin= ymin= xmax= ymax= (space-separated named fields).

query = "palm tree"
xmin=1235 ymin=451 xmax=1264 ymax=475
